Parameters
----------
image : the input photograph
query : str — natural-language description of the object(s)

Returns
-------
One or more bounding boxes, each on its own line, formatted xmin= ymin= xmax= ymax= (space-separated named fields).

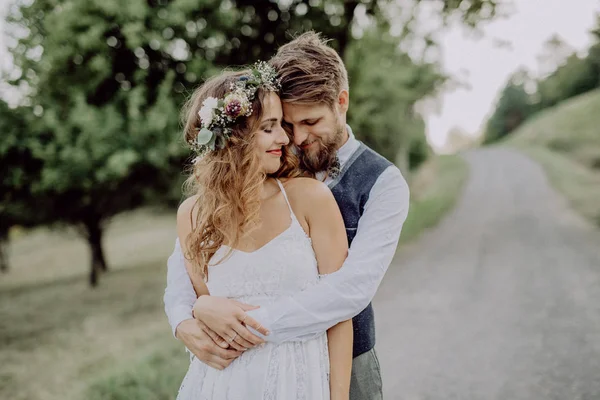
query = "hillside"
xmin=507 ymin=89 xmax=600 ymax=225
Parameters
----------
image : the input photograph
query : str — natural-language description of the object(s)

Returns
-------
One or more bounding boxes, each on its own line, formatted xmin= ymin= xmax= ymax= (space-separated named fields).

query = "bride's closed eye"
xmin=263 ymin=119 xmax=283 ymax=133
xmin=260 ymin=122 xmax=274 ymax=133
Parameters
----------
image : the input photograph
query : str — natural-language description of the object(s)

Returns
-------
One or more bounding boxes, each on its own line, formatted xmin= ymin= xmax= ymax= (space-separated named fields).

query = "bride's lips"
xmin=266 ymin=149 xmax=282 ymax=157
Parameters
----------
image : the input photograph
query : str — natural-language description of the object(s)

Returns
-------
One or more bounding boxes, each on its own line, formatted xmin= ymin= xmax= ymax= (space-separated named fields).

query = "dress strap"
xmin=275 ymin=179 xmax=294 ymax=217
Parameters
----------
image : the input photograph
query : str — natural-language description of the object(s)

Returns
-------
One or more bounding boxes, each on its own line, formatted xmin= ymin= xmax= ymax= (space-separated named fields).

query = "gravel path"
xmin=375 ymin=147 xmax=600 ymax=400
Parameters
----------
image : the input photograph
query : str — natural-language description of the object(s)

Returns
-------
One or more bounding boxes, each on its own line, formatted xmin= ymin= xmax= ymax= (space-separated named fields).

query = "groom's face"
xmin=282 ymin=91 xmax=349 ymax=174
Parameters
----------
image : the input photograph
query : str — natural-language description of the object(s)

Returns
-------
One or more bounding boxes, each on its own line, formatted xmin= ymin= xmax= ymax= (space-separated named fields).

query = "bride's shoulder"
xmin=177 ymin=195 xmax=200 ymax=227
xmin=178 ymin=194 xmax=200 ymax=213
xmin=282 ymin=177 xmax=334 ymax=207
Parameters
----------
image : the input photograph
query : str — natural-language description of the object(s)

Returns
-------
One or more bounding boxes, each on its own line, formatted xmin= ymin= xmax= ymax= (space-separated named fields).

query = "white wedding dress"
xmin=176 ymin=179 xmax=330 ymax=400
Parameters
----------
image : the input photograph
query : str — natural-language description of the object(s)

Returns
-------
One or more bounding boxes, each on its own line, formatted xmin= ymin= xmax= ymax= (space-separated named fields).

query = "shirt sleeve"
xmin=163 ymin=238 xmax=197 ymax=337
xmin=247 ymin=165 xmax=410 ymax=343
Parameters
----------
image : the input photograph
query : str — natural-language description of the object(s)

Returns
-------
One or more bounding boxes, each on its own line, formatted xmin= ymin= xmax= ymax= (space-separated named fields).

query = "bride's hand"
xmin=192 ymin=295 xmax=269 ymax=351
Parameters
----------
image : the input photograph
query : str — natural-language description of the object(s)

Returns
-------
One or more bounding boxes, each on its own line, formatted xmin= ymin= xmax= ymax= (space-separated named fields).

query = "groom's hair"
xmin=269 ymin=31 xmax=348 ymax=108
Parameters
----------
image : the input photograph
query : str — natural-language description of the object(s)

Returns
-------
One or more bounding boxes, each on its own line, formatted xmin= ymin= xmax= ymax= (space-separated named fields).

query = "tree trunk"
xmin=338 ymin=1 xmax=360 ymax=59
xmin=0 ymin=235 xmax=8 ymax=273
xmin=84 ymin=219 xmax=108 ymax=287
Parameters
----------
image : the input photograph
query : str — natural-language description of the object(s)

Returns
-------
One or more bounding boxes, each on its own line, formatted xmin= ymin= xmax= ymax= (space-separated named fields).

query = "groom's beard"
xmin=298 ymin=123 xmax=344 ymax=175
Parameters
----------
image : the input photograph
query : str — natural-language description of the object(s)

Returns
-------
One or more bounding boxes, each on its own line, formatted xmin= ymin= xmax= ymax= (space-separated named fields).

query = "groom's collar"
xmin=315 ymin=124 xmax=359 ymax=182
xmin=337 ymin=124 xmax=360 ymax=168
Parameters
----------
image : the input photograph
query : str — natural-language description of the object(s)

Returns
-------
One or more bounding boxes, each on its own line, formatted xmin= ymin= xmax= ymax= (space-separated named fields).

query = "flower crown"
xmin=189 ymin=61 xmax=281 ymax=159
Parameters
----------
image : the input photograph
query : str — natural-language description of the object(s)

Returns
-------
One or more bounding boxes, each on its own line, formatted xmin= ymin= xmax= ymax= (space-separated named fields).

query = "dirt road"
xmin=375 ymin=147 xmax=600 ymax=400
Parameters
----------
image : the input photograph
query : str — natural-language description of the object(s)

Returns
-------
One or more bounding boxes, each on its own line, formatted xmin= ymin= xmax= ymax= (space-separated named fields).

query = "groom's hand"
xmin=193 ymin=295 xmax=269 ymax=350
xmin=176 ymin=319 xmax=242 ymax=370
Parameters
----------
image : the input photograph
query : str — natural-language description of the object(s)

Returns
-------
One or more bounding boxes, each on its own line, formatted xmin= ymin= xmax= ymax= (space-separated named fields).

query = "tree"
xmin=0 ymin=101 xmax=43 ymax=273
xmin=6 ymin=1 xmax=192 ymax=285
xmin=485 ymin=74 xmax=532 ymax=143
xmin=536 ymin=34 xmax=575 ymax=78
xmin=345 ymin=25 xmax=443 ymax=171
xmin=535 ymin=54 xmax=598 ymax=111
xmin=407 ymin=119 xmax=432 ymax=170
xmin=5 ymin=0 xmax=507 ymax=285
xmin=584 ymin=13 xmax=600 ymax=95
xmin=525 ymin=18 xmax=600 ymax=115
xmin=28 ymin=82 xmax=184 ymax=286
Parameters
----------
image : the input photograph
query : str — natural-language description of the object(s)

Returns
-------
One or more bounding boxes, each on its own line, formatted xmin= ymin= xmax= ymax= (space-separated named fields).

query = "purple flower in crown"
xmin=187 ymin=61 xmax=279 ymax=158
xmin=223 ymin=92 xmax=250 ymax=119
xmin=224 ymin=100 xmax=242 ymax=117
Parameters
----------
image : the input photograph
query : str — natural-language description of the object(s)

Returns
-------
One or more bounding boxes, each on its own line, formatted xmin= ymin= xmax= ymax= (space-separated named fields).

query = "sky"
xmin=1 ymin=0 xmax=599 ymax=151
xmin=427 ymin=0 xmax=600 ymax=149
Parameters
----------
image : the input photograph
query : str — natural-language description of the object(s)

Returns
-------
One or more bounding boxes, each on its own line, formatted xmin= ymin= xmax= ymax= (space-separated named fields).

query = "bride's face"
xmin=254 ymin=92 xmax=289 ymax=174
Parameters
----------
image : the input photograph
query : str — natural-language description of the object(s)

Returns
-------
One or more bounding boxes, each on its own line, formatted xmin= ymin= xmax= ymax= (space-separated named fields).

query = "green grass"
xmin=399 ymin=154 xmax=469 ymax=244
xmin=1 ymin=209 xmax=185 ymax=400
xmin=87 ymin=341 xmax=187 ymax=400
xmin=2 ymin=159 xmax=470 ymax=400
xmin=507 ymin=89 xmax=600 ymax=225
xmin=514 ymin=146 xmax=600 ymax=225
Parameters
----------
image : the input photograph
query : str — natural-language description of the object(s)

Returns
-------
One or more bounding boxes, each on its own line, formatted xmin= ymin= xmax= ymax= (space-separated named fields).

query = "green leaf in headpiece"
xmin=207 ymin=131 xmax=217 ymax=151
xmin=196 ymin=128 xmax=214 ymax=145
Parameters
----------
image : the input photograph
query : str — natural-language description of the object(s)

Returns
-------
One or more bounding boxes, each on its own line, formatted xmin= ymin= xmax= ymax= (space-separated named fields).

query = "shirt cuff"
xmin=245 ymin=307 xmax=275 ymax=342
xmin=169 ymin=305 xmax=194 ymax=338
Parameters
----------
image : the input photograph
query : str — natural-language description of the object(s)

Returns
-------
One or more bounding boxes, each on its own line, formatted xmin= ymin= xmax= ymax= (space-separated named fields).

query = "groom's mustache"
xmin=298 ymin=139 xmax=320 ymax=151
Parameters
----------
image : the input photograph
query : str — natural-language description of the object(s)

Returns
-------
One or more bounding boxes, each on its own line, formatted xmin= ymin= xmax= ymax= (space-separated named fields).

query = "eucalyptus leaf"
xmin=196 ymin=128 xmax=214 ymax=145
xmin=207 ymin=132 xmax=217 ymax=151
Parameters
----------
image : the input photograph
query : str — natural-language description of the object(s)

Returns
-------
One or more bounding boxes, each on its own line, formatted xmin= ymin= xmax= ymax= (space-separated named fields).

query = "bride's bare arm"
xmin=176 ymin=195 xmax=210 ymax=297
xmin=173 ymin=196 xmax=247 ymax=369
xmin=293 ymin=179 xmax=352 ymax=400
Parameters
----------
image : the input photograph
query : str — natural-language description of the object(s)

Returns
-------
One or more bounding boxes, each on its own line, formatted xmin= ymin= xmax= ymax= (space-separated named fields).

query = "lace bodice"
xmin=205 ymin=180 xmax=320 ymax=302
xmin=176 ymin=179 xmax=331 ymax=400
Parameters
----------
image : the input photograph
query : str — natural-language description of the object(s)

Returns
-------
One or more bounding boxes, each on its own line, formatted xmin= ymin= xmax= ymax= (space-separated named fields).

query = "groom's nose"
xmin=293 ymin=126 xmax=309 ymax=146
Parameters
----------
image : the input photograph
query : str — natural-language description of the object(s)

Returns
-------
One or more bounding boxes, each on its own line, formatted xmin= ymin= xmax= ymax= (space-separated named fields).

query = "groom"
xmin=164 ymin=32 xmax=410 ymax=400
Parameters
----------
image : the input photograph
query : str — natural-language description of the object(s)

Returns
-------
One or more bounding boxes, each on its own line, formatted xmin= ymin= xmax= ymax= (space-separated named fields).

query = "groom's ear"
xmin=337 ymin=90 xmax=349 ymax=114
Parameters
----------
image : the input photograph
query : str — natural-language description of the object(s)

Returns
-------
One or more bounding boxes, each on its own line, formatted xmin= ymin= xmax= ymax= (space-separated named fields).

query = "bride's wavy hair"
xmin=181 ymin=70 xmax=300 ymax=280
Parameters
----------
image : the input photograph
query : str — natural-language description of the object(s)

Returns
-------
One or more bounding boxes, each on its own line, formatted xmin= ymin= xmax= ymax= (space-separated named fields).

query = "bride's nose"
xmin=275 ymin=125 xmax=289 ymax=145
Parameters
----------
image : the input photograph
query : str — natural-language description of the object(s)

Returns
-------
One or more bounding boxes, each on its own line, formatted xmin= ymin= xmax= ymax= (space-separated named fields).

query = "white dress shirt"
xmin=164 ymin=125 xmax=410 ymax=340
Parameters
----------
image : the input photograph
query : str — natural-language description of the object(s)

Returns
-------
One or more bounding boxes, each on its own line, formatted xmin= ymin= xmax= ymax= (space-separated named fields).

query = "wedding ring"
xmin=228 ymin=333 xmax=238 ymax=343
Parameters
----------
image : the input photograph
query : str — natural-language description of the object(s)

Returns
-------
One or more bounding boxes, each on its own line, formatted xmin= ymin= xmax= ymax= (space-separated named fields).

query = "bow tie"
xmin=327 ymin=155 xmax=341 ymax=180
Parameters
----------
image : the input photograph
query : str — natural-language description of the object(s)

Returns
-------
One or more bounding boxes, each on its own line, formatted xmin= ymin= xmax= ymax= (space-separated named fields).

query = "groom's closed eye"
xmin=303 ymin=119 xmax=319 ymax=126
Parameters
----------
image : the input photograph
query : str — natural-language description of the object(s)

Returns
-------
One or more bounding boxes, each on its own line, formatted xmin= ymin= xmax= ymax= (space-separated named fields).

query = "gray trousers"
xmin=350 ymin=348 xmax=383 ymax=400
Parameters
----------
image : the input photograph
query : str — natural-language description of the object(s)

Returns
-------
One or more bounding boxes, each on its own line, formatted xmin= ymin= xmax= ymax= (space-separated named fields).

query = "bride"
xmin=175 ymin=62 xmax=353 ymax=400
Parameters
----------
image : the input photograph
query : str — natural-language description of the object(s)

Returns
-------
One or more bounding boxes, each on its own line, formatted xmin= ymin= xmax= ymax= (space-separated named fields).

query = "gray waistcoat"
xmin=328 ymin=142 xmax=392 ymax=358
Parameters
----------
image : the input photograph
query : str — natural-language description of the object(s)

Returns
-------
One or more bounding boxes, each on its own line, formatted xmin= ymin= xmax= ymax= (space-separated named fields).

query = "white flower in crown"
xmin=198 ymin=97 xmax=219 ymax=127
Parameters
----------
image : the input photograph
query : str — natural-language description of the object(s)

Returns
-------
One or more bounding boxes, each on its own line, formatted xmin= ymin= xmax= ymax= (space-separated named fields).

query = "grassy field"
xmin=400 ymin=155 xmax=469 ymax=244
xmin=506 ymin=89 xmax=600 ymax=225
xmin=1 ymin=209 xmax=185 ymax=400
xmin=1 ymin=156 xmax=469 ymax=400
